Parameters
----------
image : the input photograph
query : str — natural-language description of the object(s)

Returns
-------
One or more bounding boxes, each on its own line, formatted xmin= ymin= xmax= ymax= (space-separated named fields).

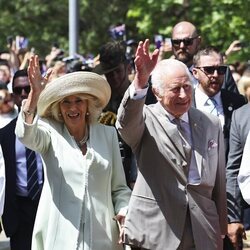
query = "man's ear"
xmin=152 ymin=87 xmax=162 ymax=101
xmin=196 ymin=36 xmax=202 ymax=49
xmin=192 ymin=67 xmax=199 ymax=80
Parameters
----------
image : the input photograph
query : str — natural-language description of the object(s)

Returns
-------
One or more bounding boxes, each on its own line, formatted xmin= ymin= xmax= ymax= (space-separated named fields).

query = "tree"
xmin=0 ymin=0 xmax=249 ymax=63
xmin=0 ymin=0 xmax=68 ymax=59
xmin=0 ymin=0 xmax=132 ymax=58
xmin=126 ymin=0 xmax=250 ymax=63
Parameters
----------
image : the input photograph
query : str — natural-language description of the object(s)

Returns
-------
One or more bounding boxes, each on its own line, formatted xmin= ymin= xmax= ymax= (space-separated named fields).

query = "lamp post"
xmin=69 ymin=0 xmax=79 ymax=57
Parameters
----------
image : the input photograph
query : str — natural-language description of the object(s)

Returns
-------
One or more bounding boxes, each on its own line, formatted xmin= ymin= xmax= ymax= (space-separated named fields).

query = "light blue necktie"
xmin=207 ymin=97 xmax=218 ymax=116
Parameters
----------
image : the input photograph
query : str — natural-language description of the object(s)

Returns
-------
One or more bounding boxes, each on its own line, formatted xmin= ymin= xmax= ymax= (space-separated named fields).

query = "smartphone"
xmin=165 ymin=38 xmax=172 ymax=49
xmin=154 ymin=35 xmax=163 ymax=49
xmin=16 ymin=35 xmax=29 ymax=50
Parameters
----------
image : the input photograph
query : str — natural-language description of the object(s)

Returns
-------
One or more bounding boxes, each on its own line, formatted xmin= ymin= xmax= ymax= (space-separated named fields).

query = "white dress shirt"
xmin=195 ymin=86 xmax=225 ymax=128
xmin=0 ymin=108 xmax=18 ymax=128
xmin=0 ymin=145 xmax=5 ymax=216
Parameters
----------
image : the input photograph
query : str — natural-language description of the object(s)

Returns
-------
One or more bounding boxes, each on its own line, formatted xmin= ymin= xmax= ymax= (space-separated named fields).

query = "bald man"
xmin=171 ymin=21 xmax=202 ymax=68
xmin=171 ymin=21 xmax=238 ymax=95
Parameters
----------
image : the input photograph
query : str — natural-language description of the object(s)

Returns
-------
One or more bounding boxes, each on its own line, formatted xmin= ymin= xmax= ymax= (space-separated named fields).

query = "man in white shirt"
xmin=192 ymin=47 xmax=246 ymax=158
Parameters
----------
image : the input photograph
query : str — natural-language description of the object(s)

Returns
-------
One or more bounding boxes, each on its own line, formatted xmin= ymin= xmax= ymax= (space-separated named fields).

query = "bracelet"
xmin=23 ymin=109 xmax=36 ymax=116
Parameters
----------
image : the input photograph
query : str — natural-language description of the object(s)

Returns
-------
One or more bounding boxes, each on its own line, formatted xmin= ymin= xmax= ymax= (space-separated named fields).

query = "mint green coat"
xmin=16 ymin=113 xmax=131 ymax=250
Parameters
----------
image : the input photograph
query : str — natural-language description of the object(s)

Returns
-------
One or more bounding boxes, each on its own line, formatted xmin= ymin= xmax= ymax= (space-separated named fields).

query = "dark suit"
xmin=221 ymin=90 xmax=246 ymax=158
xmin=0 ymin=118 xmax=41 ymax=250
xmin=222 ymin=66 xmax=239 ymax=94
xmin=192 ymin=89 xmax=246 ymax=160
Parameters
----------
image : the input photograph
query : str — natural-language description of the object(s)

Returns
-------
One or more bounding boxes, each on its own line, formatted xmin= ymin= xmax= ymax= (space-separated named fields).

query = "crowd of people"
xmin=0 ymin=20 xmax=249 ymax=250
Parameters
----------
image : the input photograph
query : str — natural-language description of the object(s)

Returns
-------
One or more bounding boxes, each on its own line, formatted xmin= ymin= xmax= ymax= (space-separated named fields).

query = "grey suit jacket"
xmin=226 ymin=103 xmax=250 ymax=223
xmin=116 ymin=90 xmax=227 ymax=250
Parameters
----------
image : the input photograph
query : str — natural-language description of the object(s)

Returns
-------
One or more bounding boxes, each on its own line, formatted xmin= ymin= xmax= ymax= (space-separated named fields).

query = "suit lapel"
xmin=151 ymin=102 xmax=186 ymax=159
xmin=147 ymin=103 xmax=189 ymax=183
xmin=5 ymin=119 xmax=17 ymax=161
xmin=188 ymin=108 xmax=204 ymax=177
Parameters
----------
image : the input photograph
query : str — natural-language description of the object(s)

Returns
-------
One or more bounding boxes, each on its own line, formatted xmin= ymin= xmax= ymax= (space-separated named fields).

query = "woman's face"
xmin=59 ymin=95 xmax=88 ymax=131
xmin=0 ymin=90 xmax=14 ymax=114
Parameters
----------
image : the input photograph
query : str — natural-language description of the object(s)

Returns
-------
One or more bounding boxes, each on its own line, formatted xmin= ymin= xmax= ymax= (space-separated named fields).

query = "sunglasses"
xmin=13 ymin=86 xmax=31 ymax=95
xmin=171 ymin=36 xmax=198 ymax=47
xmin=195 ymin=65 xmax=227 ymax=75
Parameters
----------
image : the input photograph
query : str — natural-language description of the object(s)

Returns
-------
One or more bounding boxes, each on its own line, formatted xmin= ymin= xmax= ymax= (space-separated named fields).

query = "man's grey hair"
xmin=151 ymin=59 xmax=194 ymax=96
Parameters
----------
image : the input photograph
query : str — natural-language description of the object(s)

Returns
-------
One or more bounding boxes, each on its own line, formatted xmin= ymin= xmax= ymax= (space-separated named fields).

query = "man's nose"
xmin=180 ymin=41 xmax=185 ymax=48
xmin=179 ymin=87 xmax=187 ymax=97
xmin=213 ymin=69 xmax=219 ymax=77
xmin=21 ymin=88 xmax=27 ymax=95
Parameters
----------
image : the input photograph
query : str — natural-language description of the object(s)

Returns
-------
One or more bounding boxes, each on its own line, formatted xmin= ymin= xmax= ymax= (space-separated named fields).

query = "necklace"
xmin=76 ymin=127 xmax=89 ymax=148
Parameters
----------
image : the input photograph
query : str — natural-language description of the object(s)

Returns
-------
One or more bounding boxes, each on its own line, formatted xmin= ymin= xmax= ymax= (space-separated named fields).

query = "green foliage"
xmin=0 ymin=0 xmax=68 ymax=57
xmin=0 ymin=0 xmax=249 ymax=63
xmin=126 ymin=0 xmax=250 ymax=62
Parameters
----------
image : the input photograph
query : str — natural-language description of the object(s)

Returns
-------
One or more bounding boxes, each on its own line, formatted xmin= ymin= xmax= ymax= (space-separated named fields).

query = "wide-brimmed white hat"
xmin=37 ymin=71 xmax=111 ymax=117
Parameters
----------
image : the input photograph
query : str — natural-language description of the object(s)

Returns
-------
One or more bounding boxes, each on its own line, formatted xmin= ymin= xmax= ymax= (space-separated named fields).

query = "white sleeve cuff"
xmin=129 ymin=83 xmax=148 ymax=100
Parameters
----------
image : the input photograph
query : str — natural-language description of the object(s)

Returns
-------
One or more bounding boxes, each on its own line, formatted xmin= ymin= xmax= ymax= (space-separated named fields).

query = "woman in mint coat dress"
xmin=15 ymin=55 xmax=131 ymax=250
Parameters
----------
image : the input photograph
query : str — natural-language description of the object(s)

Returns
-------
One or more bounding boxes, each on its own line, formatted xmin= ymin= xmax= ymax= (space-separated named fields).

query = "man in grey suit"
xmin=116 ymin=39 xmax=227 ymax=250
xmin=226 ymin=103 xmax=250 ymax=248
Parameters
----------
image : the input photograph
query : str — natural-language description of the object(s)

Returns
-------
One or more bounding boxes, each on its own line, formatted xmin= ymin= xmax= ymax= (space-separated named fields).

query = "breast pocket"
xmin=207 ymin=147 xmax=217 ymax=157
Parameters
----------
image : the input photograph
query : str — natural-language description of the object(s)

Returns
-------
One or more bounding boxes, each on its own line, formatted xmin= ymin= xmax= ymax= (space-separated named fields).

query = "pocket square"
xmin=208 ymin=139 xmax=218 ymax=150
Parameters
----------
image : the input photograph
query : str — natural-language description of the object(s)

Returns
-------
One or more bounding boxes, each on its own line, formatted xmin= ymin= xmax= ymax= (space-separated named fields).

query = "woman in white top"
xmin=15 ymin=55 xmax=131 ymax=250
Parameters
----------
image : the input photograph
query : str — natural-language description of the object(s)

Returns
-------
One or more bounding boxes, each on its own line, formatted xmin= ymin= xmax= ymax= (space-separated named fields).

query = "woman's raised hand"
xmin=28 ymin=55 xmax=52 ymax=95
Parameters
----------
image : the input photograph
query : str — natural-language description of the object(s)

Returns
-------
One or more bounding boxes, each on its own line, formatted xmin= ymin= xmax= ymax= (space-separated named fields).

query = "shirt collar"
xmin=212 ymin=91 xmax=221 ymax=105
xmin=165 ymin=110 xmax=189 ymax=123
xmin=196 ymin=85 xmax=221 ymax=105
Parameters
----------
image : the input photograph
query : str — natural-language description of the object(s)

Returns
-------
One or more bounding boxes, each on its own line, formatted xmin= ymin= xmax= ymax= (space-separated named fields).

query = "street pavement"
xmin=245 ymin=230 xmax=250 ymax=250
xmin=0 ymin=231 xmax=9 ymax=250
xmin=0 ymin=230 xmax=249 ymax=250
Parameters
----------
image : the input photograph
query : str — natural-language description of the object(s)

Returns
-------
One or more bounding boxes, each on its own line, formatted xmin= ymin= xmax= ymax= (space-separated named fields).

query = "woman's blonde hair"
xmin=237 ymin=75 xmax=250 ymax=102
xmin=48 ymin=93 xmax=103 ymax=124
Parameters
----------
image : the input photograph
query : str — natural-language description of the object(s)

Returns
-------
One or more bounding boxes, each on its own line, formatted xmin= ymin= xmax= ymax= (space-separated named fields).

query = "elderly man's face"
xmin=155 ymin=70 xmax=192 ymax=118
